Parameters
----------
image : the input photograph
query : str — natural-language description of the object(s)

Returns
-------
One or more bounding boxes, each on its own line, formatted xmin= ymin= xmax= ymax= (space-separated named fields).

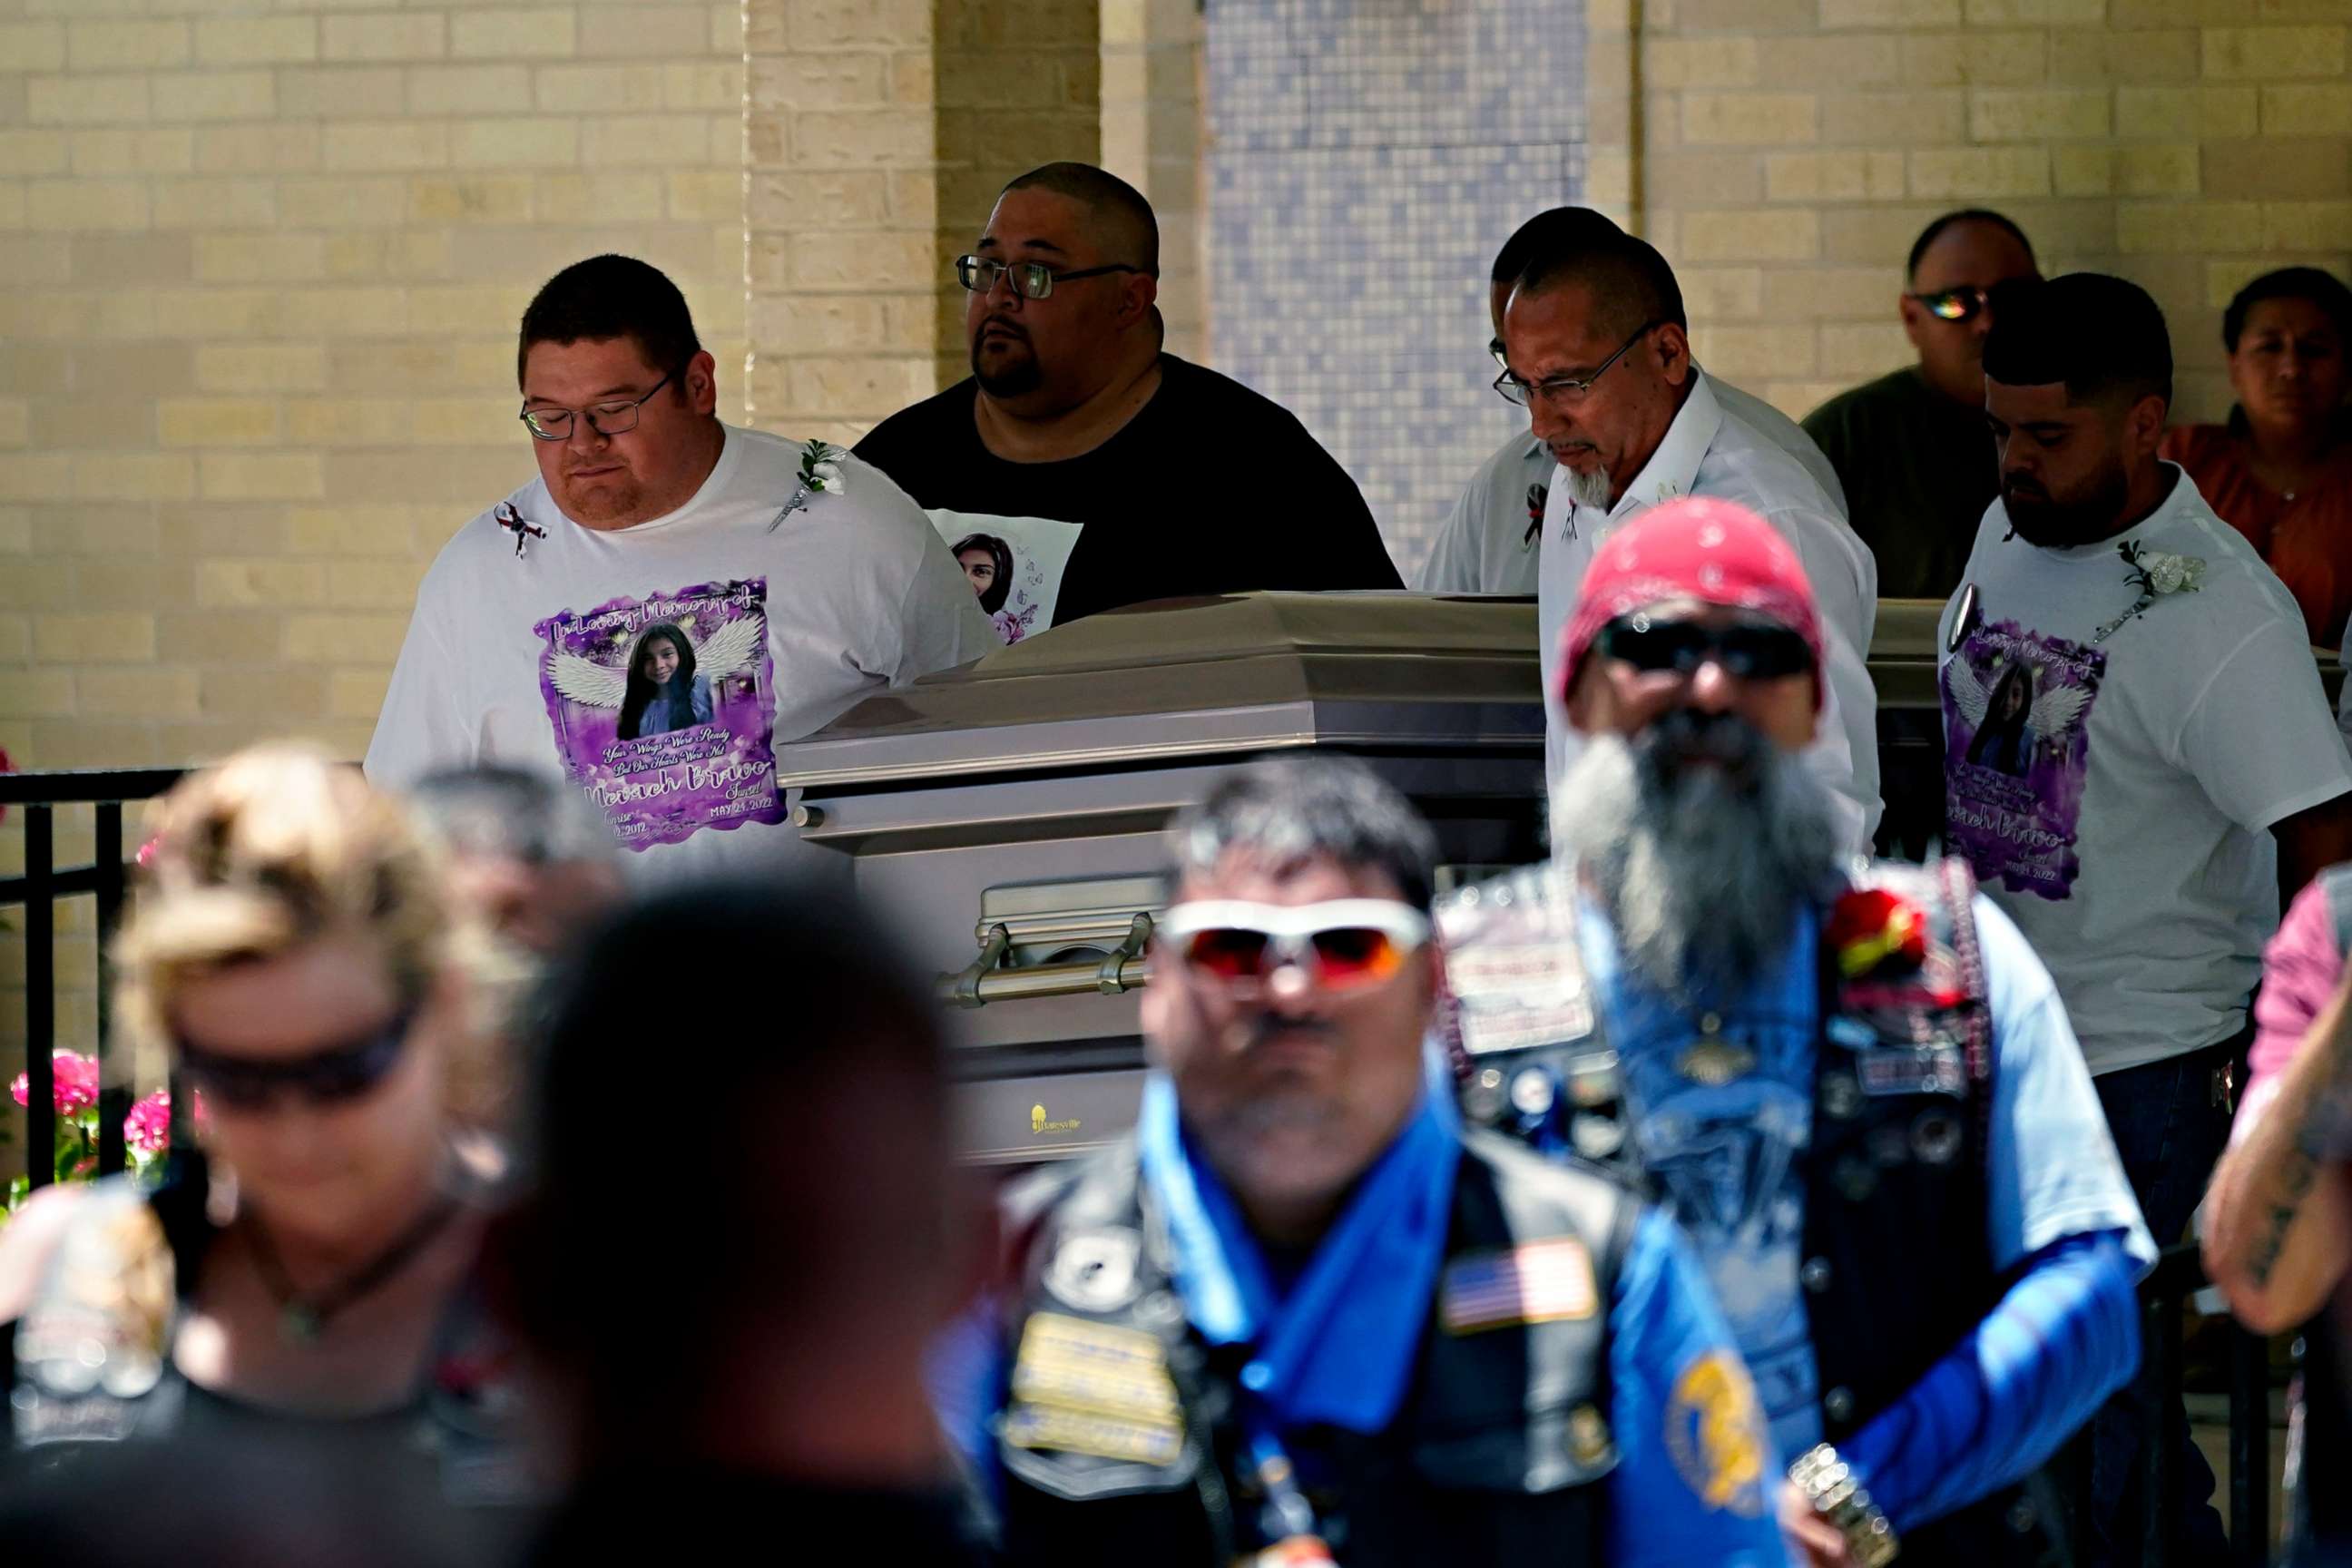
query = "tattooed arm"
xmin=2203 ymin=964 xmax=2352 ymax=1333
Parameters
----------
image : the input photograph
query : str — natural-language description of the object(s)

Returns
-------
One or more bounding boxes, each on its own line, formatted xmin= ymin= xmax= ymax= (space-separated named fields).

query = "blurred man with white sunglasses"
xmin=935 ymin=752 xmax=1786 ymax=1568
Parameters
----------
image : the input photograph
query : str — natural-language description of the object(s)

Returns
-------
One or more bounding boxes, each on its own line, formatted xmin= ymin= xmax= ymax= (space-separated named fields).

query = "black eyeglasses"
xmin=1494 ymin=320 xmax=1664 ymax=407
xmin=954 ymin=255 xmax=1151 ymax=300
xmin=1488 ymin=335 xmax=1508 ymax=368
xmin=1907 ymin=287 xmax=1993 ymax=324
xmin=521 ymin=370 xmax=676 ymax=442
xmin=176 ymin=1004 xmax=417 ymax=1112
xmin=1596 ymin=612 xmax=1814 ymax=681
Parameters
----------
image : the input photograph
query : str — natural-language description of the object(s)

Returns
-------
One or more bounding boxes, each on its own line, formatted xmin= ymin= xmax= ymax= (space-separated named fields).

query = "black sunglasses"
xmin=1597 ymin=613 xmax=1814 ymax=681
xmin=176 ymin=1004 xmax=417 ymax=1112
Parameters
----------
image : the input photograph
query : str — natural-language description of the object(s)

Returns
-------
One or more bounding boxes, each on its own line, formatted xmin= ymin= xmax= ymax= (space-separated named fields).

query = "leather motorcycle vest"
xmin=1438 ymin=857 xmax=2041 ymax=1563
xmin=992 ymin=1131 xmax=1634 ymax=1568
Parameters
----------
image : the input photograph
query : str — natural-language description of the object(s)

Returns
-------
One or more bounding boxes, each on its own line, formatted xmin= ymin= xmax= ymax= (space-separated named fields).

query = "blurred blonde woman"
xmin=0 ymin=744 xmax=532 ymax=1548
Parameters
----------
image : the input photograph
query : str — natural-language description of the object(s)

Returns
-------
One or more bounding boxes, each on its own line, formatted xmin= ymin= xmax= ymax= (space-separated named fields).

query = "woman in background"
xmin=0 ymin=744 xmax=529 ymax=1562
xmin=2162 ymin=267 xmax=2352 ymax=647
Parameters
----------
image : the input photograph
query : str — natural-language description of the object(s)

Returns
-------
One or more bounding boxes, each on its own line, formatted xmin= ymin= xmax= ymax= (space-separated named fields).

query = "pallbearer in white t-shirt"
xmin=1417 ymin=206 xmax=1846 ymax=597
xmin=1937 ymin=270 xmax=2352 ymax=1564
xmin=365 ymin=255 xmax=993 ymax=884
xmin=1504 ymin=230 xmax=1881 ymax=851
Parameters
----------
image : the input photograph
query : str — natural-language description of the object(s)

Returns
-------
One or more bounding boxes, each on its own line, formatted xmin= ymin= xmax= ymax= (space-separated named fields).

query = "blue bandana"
xmin=1135 ymin=1063 xmax=1461 ymax=1434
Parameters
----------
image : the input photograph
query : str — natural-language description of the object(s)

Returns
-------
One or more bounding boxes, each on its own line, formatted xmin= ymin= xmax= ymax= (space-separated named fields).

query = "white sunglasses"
xmin=1156 ymin=899 xmax=1432 ymax=992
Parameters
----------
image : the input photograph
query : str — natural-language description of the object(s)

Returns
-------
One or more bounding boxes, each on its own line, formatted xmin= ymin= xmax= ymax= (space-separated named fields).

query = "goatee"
xmin=1555 ymin=711 xmax=1843 ymax=1001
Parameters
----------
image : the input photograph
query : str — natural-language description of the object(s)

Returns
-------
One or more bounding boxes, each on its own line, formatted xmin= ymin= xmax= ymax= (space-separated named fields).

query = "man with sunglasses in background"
xmin=938 ymin=752 xmax=1788 ymax=1567
xmin=856 ymin=163 xmax=1398 ymax=642
xmin=1441 ymin=496 xmax=2153 ymax=1566
xmin=1418 ymin=206 xmax=1844 ymax=595
xmin=1803 ymin=210 xmax=2040 ymax=601
xmin=1502 ymin=229 xmax=1881 ymax=851
xmin=366 ymin=253 xmax=990 ymax=887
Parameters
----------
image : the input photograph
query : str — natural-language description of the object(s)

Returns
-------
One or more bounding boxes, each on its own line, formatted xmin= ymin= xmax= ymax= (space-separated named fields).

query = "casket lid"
xmin=775 ymin=591 xmax=1545 ymax=789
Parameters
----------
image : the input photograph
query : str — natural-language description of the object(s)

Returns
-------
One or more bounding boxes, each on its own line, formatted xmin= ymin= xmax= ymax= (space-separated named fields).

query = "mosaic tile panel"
xmin=1206 ymin=0 xmax=1584 ymax=572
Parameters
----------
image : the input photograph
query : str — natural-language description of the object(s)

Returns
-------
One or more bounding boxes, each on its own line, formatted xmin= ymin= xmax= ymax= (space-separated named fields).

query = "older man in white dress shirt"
xmin=1501 ymin=231 xmax=1882 ymax=848
xmin=1418 ymin=207 xmax=1845 ymax=597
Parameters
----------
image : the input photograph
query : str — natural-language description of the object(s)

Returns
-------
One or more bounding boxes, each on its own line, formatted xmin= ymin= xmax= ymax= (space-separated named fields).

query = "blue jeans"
xmin=2086 ymin=1042 xmax=2237 ymax=1568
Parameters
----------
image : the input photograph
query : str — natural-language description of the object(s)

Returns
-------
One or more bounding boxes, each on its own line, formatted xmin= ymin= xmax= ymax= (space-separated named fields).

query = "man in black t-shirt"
xmin=1801 ymin=210 xmax=2040 ymax=600
xmin=856 ymin=162 xmax=1399 ymax=641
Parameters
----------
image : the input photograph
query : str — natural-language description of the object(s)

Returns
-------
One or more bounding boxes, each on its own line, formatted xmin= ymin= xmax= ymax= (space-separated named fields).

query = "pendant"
xmin=280 ymin=1303 xmax=324 ymax=1344
xmin=1676 ymin=1034 xmax=1755 ymax=1087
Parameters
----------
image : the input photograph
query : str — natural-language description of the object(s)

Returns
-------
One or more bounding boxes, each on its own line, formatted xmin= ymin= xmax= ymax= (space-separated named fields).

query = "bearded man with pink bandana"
xmin=1438 ymin=496 xmax=2152 ymax=1567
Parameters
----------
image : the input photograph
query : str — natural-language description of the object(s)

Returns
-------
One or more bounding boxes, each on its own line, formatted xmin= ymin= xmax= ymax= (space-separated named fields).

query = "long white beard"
xmin=1558 ymin=462 xmax=1613 ymax=512
xmin=1554 ymin=718 xmax=1844 ymax=1001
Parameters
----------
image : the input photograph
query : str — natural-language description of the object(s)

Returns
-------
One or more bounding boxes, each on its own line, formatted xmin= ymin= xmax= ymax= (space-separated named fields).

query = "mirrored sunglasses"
xmin=1908 ymin=287 xmax=1990 ymax=323
xmin=175 ymin=1004 xmax=417 ymax=1112
xmin=1157 ymin=899 xmax=1431 ymax=992
xmin=1597 ymin=613 xmax=1814 ymax=681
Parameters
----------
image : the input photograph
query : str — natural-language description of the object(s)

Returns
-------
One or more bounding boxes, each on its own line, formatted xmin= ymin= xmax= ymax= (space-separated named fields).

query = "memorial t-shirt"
xmin=853 ymin=354 xmax=1401 ymax=642
xmin=1935 ymin=464 xmax=2352 ymax=1075
xmin=364 ymin=425 xmax=994 ymax=885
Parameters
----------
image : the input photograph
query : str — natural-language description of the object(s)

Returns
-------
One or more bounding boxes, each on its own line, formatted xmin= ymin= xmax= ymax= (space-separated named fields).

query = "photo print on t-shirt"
xmin=534 ymin=577 xmax=785 ymax=851
xmin=1942 ymin=618 xmax=2105 ymax=900
xmin=929 ymin=509 xmax=1082 ymax=645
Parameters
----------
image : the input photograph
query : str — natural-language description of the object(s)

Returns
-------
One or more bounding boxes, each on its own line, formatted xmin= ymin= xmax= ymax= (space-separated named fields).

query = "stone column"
xmin=1101 ymin=0 xmax=1207 ymax=362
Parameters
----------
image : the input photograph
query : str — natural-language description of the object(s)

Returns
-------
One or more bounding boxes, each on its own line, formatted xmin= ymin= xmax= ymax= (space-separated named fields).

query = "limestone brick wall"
xmin=741 ymin=0 xmax=1100 ymax=448
xmin=0 ymin=0 xmax=747 ymax=1062
xmin=1595 ymin=0 xmax=2352 ymax=425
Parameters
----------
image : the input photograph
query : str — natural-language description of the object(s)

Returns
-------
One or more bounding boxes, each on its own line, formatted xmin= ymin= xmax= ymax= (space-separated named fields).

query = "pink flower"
xmin=9 ymin=1050 xmax=100 ymax=1116
xmin=123 ymin=1088 xmax=208 ymax=1157
xmin=124 ymin=1090 xmax=173 ymax=1159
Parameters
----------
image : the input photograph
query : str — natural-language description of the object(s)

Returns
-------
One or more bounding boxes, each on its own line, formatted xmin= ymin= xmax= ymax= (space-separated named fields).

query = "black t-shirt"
xmin=854 ymin=355 xmax=1400 ymax=635
xmin=1801 ymin=366 xmax=1999 ymax=601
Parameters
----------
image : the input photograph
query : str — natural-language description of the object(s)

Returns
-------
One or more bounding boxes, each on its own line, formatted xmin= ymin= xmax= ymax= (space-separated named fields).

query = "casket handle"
xmin=940 ymin=913 xmax=1154 ymax=1007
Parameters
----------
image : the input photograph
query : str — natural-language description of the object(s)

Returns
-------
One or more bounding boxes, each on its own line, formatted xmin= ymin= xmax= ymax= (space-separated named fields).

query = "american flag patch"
xmin=1439 ymin=1238 xmax=1598 ymax=1335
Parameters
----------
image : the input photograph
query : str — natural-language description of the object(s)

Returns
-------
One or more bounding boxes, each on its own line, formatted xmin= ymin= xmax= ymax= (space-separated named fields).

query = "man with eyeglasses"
xmin=366 ymin=253 xmax=990 ymax=884
xmin=1440 ymin=497 xmax=2153 ymax=1567
xmin=1503 ymin=230 xmax=1881 ymax=851
xmin=855 ymin=162 xmax=1398 ymax=642
xmin=1417 ymin=206 xmax=1844 ymax=596
xmin=935 ymin=751 xmax=1788 ymax=1567
xmin=1803 ymin=210 xmax=2041 ymax=601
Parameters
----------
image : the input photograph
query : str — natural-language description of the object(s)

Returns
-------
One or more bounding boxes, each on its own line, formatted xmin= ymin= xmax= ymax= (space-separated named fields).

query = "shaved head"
xmin=1000 ymin=161 xmax=1159 ymax=273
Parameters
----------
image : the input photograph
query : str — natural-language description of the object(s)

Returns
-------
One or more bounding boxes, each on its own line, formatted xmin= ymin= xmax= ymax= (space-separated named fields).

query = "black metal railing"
xmin=0 ymin=765 xmax=2302 ymax=1559
xmin=2 ymin=767 xmax=186 ymax=1190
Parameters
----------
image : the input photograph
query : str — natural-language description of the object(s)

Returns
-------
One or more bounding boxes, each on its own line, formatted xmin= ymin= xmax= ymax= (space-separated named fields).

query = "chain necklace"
xmin=241 ymin=1193 xmax=464 ymax=1345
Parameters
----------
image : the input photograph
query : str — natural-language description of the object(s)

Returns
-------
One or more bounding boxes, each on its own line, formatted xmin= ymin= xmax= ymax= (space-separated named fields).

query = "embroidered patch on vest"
xmin=1004 ymin=1311 xmax=1183 ymax=1466
xmin=1446 ymin=938 xmax=1594 ymax=1056
xmin=1439 ymin=1238 xmax=1598 ymax=1335
xmin=1043 ymin=1227 xmax=1143 ymax=1314
xmin=1855 ymin=1041 xmax=1966 ymax=1098
xmin=1663 ymin=1349 xmax=1769 ymax=1518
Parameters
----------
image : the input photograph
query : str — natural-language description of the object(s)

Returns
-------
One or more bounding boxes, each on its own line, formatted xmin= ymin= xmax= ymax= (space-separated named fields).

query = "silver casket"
xmin=777 ymin=591 xmax=1559 ymax=1165
xmin=773 ymin=592 xmax=1992 ymax=1167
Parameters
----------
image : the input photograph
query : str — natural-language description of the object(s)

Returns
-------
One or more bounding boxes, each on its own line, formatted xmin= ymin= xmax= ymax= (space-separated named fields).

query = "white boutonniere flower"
xmin=768 ymin=439 xmax=851 ymax=533
xmin=2094 ymin=539 xmax=2206 ymax=642
xmin=801 ymin=439 xmax=848 ymax=495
